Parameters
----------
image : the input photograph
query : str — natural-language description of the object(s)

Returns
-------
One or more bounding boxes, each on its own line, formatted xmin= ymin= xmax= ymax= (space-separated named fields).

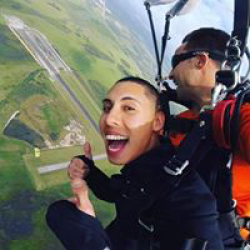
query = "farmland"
xmin=0 ymin=0 xmax=157 ymax=248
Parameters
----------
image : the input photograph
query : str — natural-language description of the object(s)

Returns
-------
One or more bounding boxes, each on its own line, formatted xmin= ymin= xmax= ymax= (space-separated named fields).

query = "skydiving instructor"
xmin=167 ymin=27 xmax=250 ymax=249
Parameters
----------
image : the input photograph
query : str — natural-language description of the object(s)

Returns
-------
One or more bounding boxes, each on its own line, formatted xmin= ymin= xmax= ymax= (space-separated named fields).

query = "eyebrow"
xmin=102 ymin=96 xmax=141 ymax=104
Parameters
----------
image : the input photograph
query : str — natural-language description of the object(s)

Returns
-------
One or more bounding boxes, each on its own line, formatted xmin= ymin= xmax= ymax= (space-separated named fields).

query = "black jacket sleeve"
xmin=75 ymin=155 xmax=117 ymax=203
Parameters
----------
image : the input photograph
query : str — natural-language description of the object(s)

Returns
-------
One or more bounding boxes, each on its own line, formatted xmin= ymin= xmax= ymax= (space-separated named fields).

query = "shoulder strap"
xmin=138 ymin=113 xmax=214 ymax=250
xmin=232 ymin=0 xmax=250 ymax=57
xmin=166 ymin=116 xmax=196 ymax=133
xmin=163 ymin=112 xmax=213 ymax=177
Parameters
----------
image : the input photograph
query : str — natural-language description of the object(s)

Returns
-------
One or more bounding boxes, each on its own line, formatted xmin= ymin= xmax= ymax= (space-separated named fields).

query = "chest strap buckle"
xmin=163 ymin=156 xmax=189 ymax=176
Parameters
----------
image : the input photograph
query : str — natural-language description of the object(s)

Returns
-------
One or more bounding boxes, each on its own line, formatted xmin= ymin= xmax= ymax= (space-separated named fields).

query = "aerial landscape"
xmin=0 ymin=0 xmax=158 ymax=249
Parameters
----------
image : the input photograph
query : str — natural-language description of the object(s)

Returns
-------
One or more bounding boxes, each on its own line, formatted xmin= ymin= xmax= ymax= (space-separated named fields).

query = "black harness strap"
xmin=144 ymin=2 xmax=161 ymax=81
xmin=138 ymin=113 xmax=213 ymax=250
xmin=162 ymin=113 xmax=212 ymax=177
xmin=166 ymin=116 xmax=197 ymax=134
xmin=232 ymin=0 xmax=250 ymax=57
xmin=219 ymin=209 xmax=244 ymax=248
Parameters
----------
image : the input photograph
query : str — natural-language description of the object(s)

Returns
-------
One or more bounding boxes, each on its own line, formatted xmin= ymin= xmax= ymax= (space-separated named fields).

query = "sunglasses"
xmin=171 ymin=50 xmax=226 ymax=70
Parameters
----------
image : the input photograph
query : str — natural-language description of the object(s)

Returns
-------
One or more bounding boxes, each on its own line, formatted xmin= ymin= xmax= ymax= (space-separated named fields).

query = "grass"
xmin=0 ymin=24 xmax=31 ymax=61
xmin=85 ymin=79 xmax=108 ymax=110
xmin=59 ymin=71 xmax=102 ymax=124
xmin=0 ymin=21 xmax=40 ymax=130
xmin=41 ymin=104 xmax=68 ymax=140
xmin=0 ymin=0 xmax=158 ymax=248
xmin=23 ymin=144 xmax=109 ymax=191
xmin=0 ymin=135 xmax=33 ymax=202
xmin=8 ymin=70 xmax=54 ymax=104
xmin=0 ymin=20 xmax=102 ymax=147
xmin=71 ymin=49 xmax=92 ymax=74
xmin=42 ymin=78 xmax=103 ymax=148
xmin=0 ymin=68 xmax=91 ymax=147
xmin=0 ymin=134 xmax=116 ymax=249
xmin=2 ymin=0 xmax=147 ymax=83
xmin=1 ymin=0 xmax=150 ymax=105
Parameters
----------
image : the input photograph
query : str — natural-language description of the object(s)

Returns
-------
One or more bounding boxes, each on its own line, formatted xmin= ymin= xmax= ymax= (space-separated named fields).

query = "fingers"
xmin=68 ymin=157 xmax=89 ymax=179
xmin=84 ymin=141 xmax=92 ymax=160
xmin=68 ymin=141 xmax=92 ymax=180
xmin=67 ymin=142 xmax=95 ymax=217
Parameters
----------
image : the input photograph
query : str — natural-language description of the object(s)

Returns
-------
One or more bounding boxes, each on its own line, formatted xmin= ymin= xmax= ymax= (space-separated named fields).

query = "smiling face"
xmin=99 ymin=80 xmax=165 ymax=165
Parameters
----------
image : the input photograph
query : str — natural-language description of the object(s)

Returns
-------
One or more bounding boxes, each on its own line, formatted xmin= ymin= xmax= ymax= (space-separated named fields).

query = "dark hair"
xmin=183 ymin=28 xmax=230 ymax=54
xmin=115 ymin=76 xmax=163 ymax=111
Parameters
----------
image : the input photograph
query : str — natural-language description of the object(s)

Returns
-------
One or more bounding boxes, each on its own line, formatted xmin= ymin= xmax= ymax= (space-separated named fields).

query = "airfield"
xmin=0 ymin=0 xmax=154 ymax=248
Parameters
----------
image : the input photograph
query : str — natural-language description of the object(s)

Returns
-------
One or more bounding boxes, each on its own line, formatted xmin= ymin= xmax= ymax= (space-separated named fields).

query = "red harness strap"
xmin=212 ymin=95 xmax=236 ymax=149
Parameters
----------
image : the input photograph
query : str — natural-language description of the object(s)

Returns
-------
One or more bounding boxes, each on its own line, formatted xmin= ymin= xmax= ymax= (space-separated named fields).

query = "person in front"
xmin=46 ymin=76 xmax=224 ymax=250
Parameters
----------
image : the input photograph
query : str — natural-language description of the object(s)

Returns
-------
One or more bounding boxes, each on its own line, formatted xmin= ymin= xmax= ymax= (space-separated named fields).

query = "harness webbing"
xmin=166 ymin=116 xmax=196 ymax=133
xmin=232 ymin=0 xmax=250 ymax=57
xmin=138 ymin=113 xmax=214 ymax=250
xmin=163 ymin=113 xmax=212 ymax=177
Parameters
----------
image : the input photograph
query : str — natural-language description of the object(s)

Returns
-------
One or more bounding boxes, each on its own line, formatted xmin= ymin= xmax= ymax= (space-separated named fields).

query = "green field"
xmin=0 ymin=132 xmax=116 ymax=250
xmin=0 ymin=0 xmax=158 ymax=248
xmin=23 ymin=144 xmax=109 ymax=190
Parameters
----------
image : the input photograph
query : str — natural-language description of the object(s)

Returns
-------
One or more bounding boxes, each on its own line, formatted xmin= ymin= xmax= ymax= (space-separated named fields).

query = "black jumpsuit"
xmin=46 ymin=140 xmax=224 ymax=250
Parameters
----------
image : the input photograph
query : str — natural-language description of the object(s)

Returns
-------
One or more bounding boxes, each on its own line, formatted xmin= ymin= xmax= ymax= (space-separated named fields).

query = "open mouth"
xmin=105 ymin=134 xmax=129 ymax=154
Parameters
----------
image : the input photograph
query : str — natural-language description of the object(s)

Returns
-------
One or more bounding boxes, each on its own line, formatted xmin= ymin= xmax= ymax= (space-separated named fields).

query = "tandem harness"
xmin=139 ymin=12 xmax=250 ymax=247
xmin=141 ymin=0 xmax=250 ymax=249
xmin=137 ymin=113 xmax=214 ymax=250
xmin=137 ymin=95 xmax=250 ymax=250
xmin=158 ymin=66 xmax=250 ymax=250
xmin=161 ymin=53 xmax=250 ymax=250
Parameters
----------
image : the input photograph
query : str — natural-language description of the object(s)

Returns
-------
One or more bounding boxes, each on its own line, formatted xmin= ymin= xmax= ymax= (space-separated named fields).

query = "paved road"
xmin=26 ymin=30 xmax=100 ymax=134
xmin=9 ymin=20 xmax=100 ymax=135
xmin=55 ymin=73 xmax=100 ymax=133
xmin=38 ymin=154 xmax=106 ymax=174
xmin=6 ymin=17 xmax=104 ymax=176
xmin=3 ymin=110 xmax=20 ymax=131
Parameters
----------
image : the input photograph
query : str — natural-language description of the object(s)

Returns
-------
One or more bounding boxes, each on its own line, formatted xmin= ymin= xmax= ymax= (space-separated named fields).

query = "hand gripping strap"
xmin=212 ymin=96 xmax=236 ymax=149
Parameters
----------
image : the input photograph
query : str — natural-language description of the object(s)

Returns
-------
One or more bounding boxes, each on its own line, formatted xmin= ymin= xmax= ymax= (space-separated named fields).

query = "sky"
xmin=120 ymin=0 xmax=249 ymax=76
xmin=158 ymin=0 xmax=234 ymax=52
xmin=128 ymin=0 xmax=235 ymax=55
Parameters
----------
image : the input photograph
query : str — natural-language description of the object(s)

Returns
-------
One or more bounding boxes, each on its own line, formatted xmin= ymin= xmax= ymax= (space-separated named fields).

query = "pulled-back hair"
xmin=183 ymin=28 xmax=230 ymax=54
xmin=115 ymin=76 xmax=164 ymax=112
